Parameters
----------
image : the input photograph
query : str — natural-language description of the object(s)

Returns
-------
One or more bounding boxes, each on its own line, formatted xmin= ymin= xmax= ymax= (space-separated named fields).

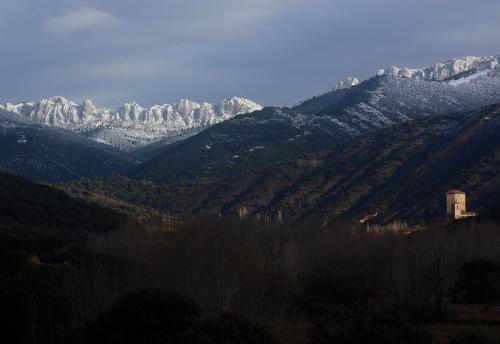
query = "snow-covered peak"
xmin=177 ymin=99 xmax=201 ymax=116
xmin=83 ymin=99 xmax=94 ymax=108
xmin=119 ymin=102 xmax=145 ymax=121
xmin=37 ymin=96 xmax=78 ymax=113
xmin=82 ymin=99 xmax=98 ymax=116
xmin=379 ymin=55 xmax=500 ymax=81
xmin=217 ymin=97 xmax=262 ymax=115
xmin=1 ymin=96 xmax=263 ymax=150
xmin=32 ymin=96 xmax=80 ymax=125
xmin=334 ymin=76 xmax=360 ymax=91
xmin=46 ymin=96 xmax=77 ymax=105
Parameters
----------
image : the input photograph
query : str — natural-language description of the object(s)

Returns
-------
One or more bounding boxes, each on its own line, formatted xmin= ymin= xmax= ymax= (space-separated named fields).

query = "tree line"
xmin=2 ymin=216 xmax=500 ymax=343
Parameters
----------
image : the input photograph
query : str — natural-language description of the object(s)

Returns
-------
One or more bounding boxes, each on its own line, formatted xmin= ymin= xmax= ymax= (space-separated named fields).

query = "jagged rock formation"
xmin=334 ymin=76 xmax=360 ymax=90
xmin=0 ymin=97 xmax=262 ymax=150
xmin=379 ymin=55 xmax=499 ymax=81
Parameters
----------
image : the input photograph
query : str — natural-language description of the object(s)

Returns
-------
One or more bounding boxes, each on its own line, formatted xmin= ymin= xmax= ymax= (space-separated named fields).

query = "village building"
xmin=446 ymin=190 xmax=478 ymax=220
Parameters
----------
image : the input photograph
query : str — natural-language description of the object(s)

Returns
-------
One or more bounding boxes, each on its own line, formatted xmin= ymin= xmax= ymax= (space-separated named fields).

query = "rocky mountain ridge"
xmin=339 ymin=55 xmax=500 ymax=89
xmin=0 ymin=96 xmax=262 ymax=150
xmin=380 ymin=55 xmax=499 ymax=81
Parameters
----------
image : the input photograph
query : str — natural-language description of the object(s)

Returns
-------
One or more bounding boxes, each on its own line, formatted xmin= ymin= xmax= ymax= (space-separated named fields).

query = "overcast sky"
xmin=1 ymin=0 xmax=499 ymax=108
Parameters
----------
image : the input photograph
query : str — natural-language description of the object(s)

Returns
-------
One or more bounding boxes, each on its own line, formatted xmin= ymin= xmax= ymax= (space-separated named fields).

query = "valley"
xmin=1 ymin=53 xmax=500 ymax=344
xmin=54 ymin=55 xmax=500 ymax=224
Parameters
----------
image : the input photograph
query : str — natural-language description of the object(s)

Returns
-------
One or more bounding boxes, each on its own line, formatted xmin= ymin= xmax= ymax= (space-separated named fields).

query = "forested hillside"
xmin=0 ymin=117 xmax=138 ymax=182
xmin=69 ymin=104 xmax=500 ymax=223
xmin=0 ymin=171 xmax=128 ymax=260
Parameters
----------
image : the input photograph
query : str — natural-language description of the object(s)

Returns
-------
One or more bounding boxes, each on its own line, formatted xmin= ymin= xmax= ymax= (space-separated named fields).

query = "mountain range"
xmin=69 ymin=103 xmax=500 ymax=224
xmin=1 ymin=54 xmax=500 ymax=223
xmin=0 ymin=96 xmax=262 ymax=151
xmin=129 ymin=55 xmax=500 ymax=182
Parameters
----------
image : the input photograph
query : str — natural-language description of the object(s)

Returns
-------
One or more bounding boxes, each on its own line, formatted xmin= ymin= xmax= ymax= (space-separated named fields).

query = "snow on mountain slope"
xmin=379 ymin=55 xmax=499 ymax=81
xmin=1 ymin=55 xmax=498 ymax=153
xmin=127 ymin=54 xmax=500 ymax=187
xmin=334 ymin=76 xmax=360 ymax=90
xmin=0 ymin=97 xmax=262 ymax=150
xmin=134 ymin=54 xmax=500 ymax=174
xmin=296 ymin=55 xmax=500 ymax=135
xmin=330 ymin=55 xmax=500 ymax=92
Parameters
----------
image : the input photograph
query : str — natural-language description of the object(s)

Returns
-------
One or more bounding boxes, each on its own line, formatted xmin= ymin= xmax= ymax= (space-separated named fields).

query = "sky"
xmin=1 ymin=0 xmax=500 ymax=108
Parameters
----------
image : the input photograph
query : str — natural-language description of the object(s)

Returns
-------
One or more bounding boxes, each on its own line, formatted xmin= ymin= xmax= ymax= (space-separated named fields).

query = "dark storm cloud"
xmin=1 ymin=0 xmax=499 ymax=108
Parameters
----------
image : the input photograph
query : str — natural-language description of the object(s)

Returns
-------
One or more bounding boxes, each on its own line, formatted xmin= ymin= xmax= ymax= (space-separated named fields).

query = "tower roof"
xmin=446 ymin=189 xmax=465 ymax=195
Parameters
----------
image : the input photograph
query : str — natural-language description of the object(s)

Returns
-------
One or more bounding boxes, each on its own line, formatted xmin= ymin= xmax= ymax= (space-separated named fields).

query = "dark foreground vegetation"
xmin=2 ymin=210 xmax=500 ymax=343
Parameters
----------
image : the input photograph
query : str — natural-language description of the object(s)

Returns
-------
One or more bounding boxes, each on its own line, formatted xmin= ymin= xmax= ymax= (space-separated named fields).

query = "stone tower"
xmin=446 ymin=190 xmax=466 ymax=220
xmin=446 ymin=190 xmax=478 ymax=220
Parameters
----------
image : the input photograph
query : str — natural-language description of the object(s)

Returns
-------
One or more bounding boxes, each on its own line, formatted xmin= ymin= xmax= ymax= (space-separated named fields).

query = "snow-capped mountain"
xmin=379 ymin=55 xmax=499 ymax=81
xmin=125 ymin=55 xmax=500 ymax=221
xmin=130 ymin=54 xmax=500 ymax=182
xmin=295 ymin=54 xmax=500 ymax=134
xmin=332 ymin=55 xmax=500 ymax=92
xmin=0 ymin=97 xmax=262 ymax=150
xmin=334 ymin=76 xmax=360 ymax=90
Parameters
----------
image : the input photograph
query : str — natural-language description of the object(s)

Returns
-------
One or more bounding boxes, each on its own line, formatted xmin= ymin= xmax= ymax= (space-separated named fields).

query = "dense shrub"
xmin=85 ymin=290 xmax=200 ymax=344
xmin=85 ymin=290 xmax=277 ymax=344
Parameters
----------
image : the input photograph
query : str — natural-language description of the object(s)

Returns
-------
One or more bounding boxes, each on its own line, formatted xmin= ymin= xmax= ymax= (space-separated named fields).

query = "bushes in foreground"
xmin=3 ymin=216 xmax=500 ymax=343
